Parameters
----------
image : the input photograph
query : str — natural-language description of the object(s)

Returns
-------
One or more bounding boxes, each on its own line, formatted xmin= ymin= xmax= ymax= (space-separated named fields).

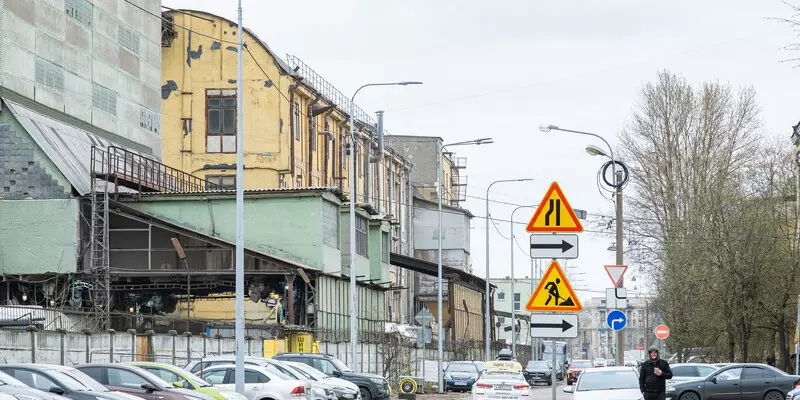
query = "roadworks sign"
xmin=525 ymin=260 xmax=582 ymax=312
xmin=526 ymin=182 xmax=583 ymax=233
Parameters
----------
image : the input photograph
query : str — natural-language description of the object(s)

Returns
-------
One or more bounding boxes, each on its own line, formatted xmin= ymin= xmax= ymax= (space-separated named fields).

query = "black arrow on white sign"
xmin=530 ymin=319 xmax=574 ymax=332
xmin=530 ymin=240 xmax=574 ymax=253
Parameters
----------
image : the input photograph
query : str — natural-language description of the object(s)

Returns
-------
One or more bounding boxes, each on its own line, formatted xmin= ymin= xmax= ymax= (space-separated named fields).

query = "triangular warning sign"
xmin=526 ymin=182 xmax=583 ymax=232
xmin=526 ymin=260 xmax=582 ymax=312
xmin=604 ymin=265 xmax=628 ymax=287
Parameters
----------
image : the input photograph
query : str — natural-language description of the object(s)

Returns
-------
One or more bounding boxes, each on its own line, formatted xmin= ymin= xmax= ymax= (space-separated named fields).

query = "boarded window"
xmin=355 ymin=215 xmax=368 ymax=257
xmin=206 ymin=91 xmax=236 ymax=153
xmin=322 ymin=202 xmax=340 ymax=249
xmin=65 ymin=0 xmax=92 ymax=27
xmin=92 ymin=84 xmax=117 ymax=115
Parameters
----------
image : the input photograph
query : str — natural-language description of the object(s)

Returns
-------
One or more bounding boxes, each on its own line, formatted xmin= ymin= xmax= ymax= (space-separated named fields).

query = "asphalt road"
xmin=437 ymin=381 xmax=572 ymax=400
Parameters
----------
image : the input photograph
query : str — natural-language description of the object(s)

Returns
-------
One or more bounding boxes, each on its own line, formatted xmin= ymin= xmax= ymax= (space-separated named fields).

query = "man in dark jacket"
xmin=639 ymin=346 xmax=673 ymax=400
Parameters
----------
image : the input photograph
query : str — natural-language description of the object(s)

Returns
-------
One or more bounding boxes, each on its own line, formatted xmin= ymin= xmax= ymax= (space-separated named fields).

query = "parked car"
xmin=665 ymin=363 xmax=800 ymax=400
xmin=75 ymin=363 xmax=215 ymax=400
xmin=667 ymin=363 xmax=719 ymax=385
xmin=282 ymin=362 xmax=360 ymax=400
xmin=125 ymin=362 xmax=247 ymax=400
xmin=443 ymin=361 xmax=481 ymax=392
xmin=562 ymin=366 xmax=641 ymax=400
xmin=271 ymin=353 xmax=389 ymax=400
xmin=185 ymin=356 xmax=290 ymax=377
xmin=522 ymin=360 xmax=556 ymax=386
xmin=197 ymin=364 xmax=312 ymax=400
xmin=470 ymin=367 xmax=529 ymax=400
xmin=592 ymin=360 xmax=607 ymax=368
xmin=0 ymin=370 xmax=73 ymax=400
xmin=566 ymin=360 xmax=593 ymax=385
xmin=0 ymin=364 xmax=140 ymax=400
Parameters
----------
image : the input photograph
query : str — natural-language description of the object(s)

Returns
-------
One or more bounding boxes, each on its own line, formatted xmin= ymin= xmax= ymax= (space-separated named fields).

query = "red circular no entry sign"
xmin=654 ymin=324 xmax=670 ymax=340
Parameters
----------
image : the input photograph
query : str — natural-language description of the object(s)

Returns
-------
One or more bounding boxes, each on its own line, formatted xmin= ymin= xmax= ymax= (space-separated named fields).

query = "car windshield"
xmin=526 ymin=361 xmax=550 ymax=369
xmin=53 ymin=369 xmax=109 ymax=392
xmin=330 ymin=358 xmax=352 ymax=373
xmin=576 ymin=370 xmax=639 ymax=391
xmin=571 ymin=361 xmax=592 ymax=369
xmin=447 ymin=363 xmax=478 ymax=373
xmin=0 ymin=371 xmax=25 ymax=386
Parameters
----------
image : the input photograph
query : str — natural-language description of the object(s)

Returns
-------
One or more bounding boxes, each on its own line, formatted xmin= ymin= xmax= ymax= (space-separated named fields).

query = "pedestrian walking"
xmin=639 ymin=346 xmax=673 ymax=400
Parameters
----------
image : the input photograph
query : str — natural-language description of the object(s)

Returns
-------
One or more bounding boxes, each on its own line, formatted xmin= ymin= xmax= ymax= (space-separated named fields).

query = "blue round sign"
xmin=607 ymin=310 xmax=627 ymax=331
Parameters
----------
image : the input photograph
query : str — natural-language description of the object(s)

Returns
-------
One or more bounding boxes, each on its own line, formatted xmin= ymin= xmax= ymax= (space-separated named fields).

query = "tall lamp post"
xmin=485 ymin=178 xmax=533 ymax=360
xmin=539 ymin=124 xmax=626 ymax=366
xmin=348 ymin=81 xmax=421 ymax=371
xmin=436 ymin=138 xmax=492 ymax=393
xmin=509 ymin=205 xmax=534 ymax=359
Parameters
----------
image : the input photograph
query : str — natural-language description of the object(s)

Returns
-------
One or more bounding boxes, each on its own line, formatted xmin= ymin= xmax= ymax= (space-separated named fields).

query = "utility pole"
xmin=234 ymin=0 xmax=245 ymax=394
xmin=615 ymin=170 xmax=624 ymax=366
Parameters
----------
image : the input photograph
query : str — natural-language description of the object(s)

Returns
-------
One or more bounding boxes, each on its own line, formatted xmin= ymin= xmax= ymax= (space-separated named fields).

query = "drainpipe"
xmin=307 ymin=94 xmax=321 ymax=180
xmin=340 ymin=116 xmax=350 ymax=192
xmin=375 ymin=111 xmax=384 ymax=213
xmin=288 ymin=80 xmax=300 ymax=177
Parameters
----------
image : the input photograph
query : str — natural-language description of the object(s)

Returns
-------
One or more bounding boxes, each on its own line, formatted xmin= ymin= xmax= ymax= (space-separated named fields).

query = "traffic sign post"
xmin=414 ymin=308 xmax=434 ymax=327
xmin=525 ymin=260 xmax=582 ymax=312
xmin=529 ymin=234 xmax=578 ymax=259
xmin=526 ymin=182 xmax=584 ymax=233
xmin=530 ymin=314 xmax=579 ymax=339
xmin=605 ymin=288 xmax=627 ymax=309
xmin=654 ymin=324 xmax=670 ymax=340
xmin=607 ymin=310 xmax=627 ymax=331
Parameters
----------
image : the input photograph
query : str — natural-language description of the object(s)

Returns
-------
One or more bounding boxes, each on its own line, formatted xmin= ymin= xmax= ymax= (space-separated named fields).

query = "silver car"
xmin=667 ymin=363 xmax=719 ymax=384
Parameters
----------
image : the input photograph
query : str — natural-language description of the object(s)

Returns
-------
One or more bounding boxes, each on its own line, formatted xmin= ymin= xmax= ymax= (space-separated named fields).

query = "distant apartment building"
xmin=578 ymin=295 xmax=653 ymax=360
xmin=490 ymin=276 xmax=539 ymax=346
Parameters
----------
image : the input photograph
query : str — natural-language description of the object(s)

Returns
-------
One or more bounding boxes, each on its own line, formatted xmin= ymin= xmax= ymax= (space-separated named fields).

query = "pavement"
xmin=408 ymin=381 xmax=572 ymax=400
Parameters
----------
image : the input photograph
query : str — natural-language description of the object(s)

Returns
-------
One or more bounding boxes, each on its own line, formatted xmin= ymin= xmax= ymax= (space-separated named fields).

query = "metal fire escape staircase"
xmin=88 ymin=146 xmax=222 ymax=329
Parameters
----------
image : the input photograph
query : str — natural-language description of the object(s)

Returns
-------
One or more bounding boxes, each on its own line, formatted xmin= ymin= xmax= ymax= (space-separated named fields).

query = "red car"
xmin=566 ymin=360 xmax=593 ymax=385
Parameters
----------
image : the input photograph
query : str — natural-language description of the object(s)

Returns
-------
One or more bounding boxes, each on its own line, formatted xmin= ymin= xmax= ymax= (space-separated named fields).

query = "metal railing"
xmin=90 ymin=146 xmax=223 ymax=193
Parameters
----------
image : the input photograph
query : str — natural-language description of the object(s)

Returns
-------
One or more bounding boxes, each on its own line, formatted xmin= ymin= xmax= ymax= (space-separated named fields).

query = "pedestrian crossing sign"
xmin=526 ymin=182 xmax=583 ymax=233
xmin=525 ymin=260 xmax=582 ymax=312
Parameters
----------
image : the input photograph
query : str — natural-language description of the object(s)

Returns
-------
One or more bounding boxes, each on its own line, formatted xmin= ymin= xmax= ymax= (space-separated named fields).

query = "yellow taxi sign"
xmin=484 ymin=360 xmax=523 ymax=372
xmin=525 ymin=260 xmax=582 ymax=312
xmin=526 ymin=182 xmax=583 ymax=233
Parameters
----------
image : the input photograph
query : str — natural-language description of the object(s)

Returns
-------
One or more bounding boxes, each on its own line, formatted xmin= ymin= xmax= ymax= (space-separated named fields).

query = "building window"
xmin=118 ymin=24 xmax=140 ymax=54
xmin=381 ymin=231 xmax=389 ymax=263
xmin=206 ymin=175 xmax=236 ymax=189
xmin=513 ymin=293 xmax=521 ymax=311
xmin=294 ymin=102 xmax=301 ymax=141
xmin=65 ymin=0 xmax=92 ymax=27
xmin=35 ymin=58 xmax=64 ymax=91
xmin=206 ymin=90 xmax=236 ymax=153
xmin=322 ymin=202 xmax=340 ymax=249
xmin=92 ymin=84 xmax=116 ymax=115
xmin=497 ymin=292 xmax=505 ymax=300
xmin=355 ymin=215 xmax=368 ymax=257
xmin=357 ymin=145 xmax=363 ymax=177
xmin=311 ymin=116 xmax=317 ymax=151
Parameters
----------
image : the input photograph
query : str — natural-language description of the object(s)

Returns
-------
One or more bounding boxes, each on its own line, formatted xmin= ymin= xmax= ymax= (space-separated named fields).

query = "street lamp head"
xmin=475 ymin=138 xmax=493 ymax=145
xmin=539 ymin=124 xmax=558 ymax=133
xmin=398 ymin=81 xmax=423 ymax=86
xmin=585 ymin=144 xmax=608 ymax=157
xmin=517 ymin=178 xmax=535 ymax=182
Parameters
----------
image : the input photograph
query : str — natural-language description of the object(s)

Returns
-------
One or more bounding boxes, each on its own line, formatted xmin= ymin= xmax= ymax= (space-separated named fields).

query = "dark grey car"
xmin=665 ymin=363 xmax=800 ymax=400
xmin=0 ymin=364 xmax=140 ymax=400
xmin=0 ymin=370 xmax=73 ymax=400
xmin=524 ymin=360 xmax=559 ymax=385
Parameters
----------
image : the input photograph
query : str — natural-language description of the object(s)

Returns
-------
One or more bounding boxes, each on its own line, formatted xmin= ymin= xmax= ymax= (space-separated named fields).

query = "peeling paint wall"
xmin=0 ymin=0 xmax=163 ymax=157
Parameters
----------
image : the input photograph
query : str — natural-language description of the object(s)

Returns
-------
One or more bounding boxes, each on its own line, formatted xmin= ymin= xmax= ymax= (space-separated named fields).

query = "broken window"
xmin=206 ymin=90 xmax=236 ymax=153
xmin=205 ymin=175 xmax=236 ymax=190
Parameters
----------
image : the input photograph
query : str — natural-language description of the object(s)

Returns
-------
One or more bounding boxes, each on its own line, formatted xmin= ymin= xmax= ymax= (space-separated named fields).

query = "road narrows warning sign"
xmin=526 ymin=182 xmax=583 ymax=232
xmin=525 ymin=260 xmax=582 ymax=312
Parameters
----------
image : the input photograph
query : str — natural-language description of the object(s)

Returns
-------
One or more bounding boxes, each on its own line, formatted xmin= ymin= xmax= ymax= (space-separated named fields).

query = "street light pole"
xmin=510 ymin=205 xmax=533 ymax=360
xmin=348 ymin=81 xmax=421 ymax=372
xmin=485 ymin=178 xmax=533 ymax=361
xmin=435 ymin=138 xmax=491 ymax=393
xmin=539 ymin=124 xmax=625 ymax=366
xmin=234 ymin=1 xmax=245 ymax=393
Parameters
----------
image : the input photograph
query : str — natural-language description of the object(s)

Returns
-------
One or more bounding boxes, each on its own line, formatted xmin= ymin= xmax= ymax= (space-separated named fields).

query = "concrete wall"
xmin=0 ymin=0 xmax=162 ymax=156
xmin=0 ymin=199 xmax=79 ymax=274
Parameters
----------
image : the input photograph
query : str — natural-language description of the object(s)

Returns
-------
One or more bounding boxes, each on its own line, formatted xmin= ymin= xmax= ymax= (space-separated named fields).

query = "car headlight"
xmin=333 ymin=389 xmax=354 ymax=399
xmin=370 ymin=378 xmax=385 ymax=385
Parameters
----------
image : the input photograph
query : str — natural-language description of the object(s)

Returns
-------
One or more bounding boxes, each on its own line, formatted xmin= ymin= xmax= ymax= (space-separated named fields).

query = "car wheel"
xmin=359 ymin=388 xmax=371 ymax=400
xmin=679 ymin=392 xmax=701 ymax=400
xmin=764 ymin=391 xmax=783 ymax=400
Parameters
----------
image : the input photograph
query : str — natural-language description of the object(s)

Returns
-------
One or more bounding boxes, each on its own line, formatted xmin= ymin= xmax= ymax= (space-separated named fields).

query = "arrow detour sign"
xmin=526 ymin=182 xmax=583 ymax=232
xmin=526 ymin=260 xmax=582 ymax=312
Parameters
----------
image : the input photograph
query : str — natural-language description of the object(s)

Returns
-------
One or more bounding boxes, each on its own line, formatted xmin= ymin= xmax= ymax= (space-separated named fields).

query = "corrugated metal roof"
xmin=4 ymin=98 xmax=148 ymax=196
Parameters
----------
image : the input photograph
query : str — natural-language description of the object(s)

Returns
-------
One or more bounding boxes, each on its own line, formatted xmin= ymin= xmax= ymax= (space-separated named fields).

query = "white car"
xmin=198 ymin=364 xmax=313 ymax=400
xmin=283 ymin=362 xmax=361 ymax=400
xmin=563 ymin=366 xmax=642 ymax=400
xmin=667 ymin=363 xmax=719 ymax=384
xmin=471 ymin=369 xmax=530 ymax=400
xmin=593 ymin=360 xmax=607 ymax=368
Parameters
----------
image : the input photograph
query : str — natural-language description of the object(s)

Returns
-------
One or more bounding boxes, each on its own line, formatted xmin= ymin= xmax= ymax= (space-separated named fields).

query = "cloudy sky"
xmin=165 ymin=0 xmax=800 ymax=300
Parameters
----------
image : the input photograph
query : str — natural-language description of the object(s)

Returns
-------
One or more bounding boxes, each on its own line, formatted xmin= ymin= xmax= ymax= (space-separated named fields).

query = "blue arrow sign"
xmin=607 ymin=310 xmax=627 ymax=331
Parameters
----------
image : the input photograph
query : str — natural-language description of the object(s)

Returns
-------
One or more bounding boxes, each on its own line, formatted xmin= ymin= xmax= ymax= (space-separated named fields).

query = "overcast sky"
xmin=165 ymin=0 xmax=800 ymax=301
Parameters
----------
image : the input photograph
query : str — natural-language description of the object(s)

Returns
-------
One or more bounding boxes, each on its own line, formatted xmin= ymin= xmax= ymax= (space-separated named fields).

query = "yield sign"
xmin=604 ymin=265 xmax=628 ymax=287
xmin=526 ymin=182 xmax=584 ymax=233
xmin=525 ymin=260 xmax=582 ymax=312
